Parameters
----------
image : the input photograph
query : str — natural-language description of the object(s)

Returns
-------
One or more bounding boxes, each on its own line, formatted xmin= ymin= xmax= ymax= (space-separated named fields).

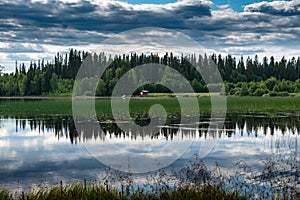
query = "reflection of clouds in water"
xmin=0 ymin=128 xmax=10 ymax=138
xmin=191 ymin=125 xmax=300 ymax=175
xmin=88 ymin=130 xmax=186 ymax=154
xmin=0 ymin=139 xmax=10 ymax=148
xmin=85 ymin=140 xmax=186 ymax=158
xmin=0 ymin=116 xmax=299 ymax=190
xmin=0 ymin=120 xmax=92 ymax=173
xmin=0 ymin=119 xmax=103 ymax=191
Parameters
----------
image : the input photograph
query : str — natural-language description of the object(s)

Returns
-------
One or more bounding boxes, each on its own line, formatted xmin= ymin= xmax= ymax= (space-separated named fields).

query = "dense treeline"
xmin=1 ymin=49 xmax=300 ymax=96
xmin=0 ymin=49 xmax=84 ymax=96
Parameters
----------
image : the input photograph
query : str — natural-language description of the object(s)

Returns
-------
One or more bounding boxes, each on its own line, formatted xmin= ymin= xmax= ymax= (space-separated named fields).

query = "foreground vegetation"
xmin=0 ymin=183 xmax=247 ymax=200
xmin=1 ymin=154 xmax=298 ymax=200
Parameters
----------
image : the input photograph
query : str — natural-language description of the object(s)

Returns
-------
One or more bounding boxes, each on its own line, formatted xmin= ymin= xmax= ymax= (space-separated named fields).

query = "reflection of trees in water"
xmin=229 ymin=112 xmax=300 ymax=136
xmin=15 ymin=116 xmax=79 ymax=144
xmin=11 ymin=113 xmax=300 ymax=144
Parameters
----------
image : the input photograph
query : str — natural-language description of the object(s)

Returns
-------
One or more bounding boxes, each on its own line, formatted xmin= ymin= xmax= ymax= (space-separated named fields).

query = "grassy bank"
xmin=1 ymin=96 xmax=300 ymax=117
xmin=226 ymin=96 xmax=300 ymax=113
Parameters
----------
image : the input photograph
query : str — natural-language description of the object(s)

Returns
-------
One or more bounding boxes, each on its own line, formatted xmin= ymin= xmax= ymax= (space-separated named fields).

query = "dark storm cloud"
xmin=0 ymin=1 xmax=98 ymax=45
xmin=1 ymin=0 xmax=300 ymax=71
xmin=0 ymin=0 xmax=212 ymax=45
xmin=244 ymin=0 xmax=300 ymax=16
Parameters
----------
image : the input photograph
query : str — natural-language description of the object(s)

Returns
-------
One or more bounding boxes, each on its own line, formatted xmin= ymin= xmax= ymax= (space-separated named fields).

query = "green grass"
xmin=226 ymin=96 xmax=300 ymax=113
xmin=1 ymin=96 xmax=300 ymax=118
xmin=0 ymin=97 xmax=73 ymax=117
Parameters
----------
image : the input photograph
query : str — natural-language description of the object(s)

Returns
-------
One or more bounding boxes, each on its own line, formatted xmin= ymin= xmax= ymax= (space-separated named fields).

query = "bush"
xmin=262 ymin=93 xmax=270 ymax=97
xmin=277 ymin=91 xmax=289 ymax=96
xmin=231 ymin=88 xmax=241 ymax=96
xmin=253 ymin=88 xmax=268 ymax=96
xmin=225 ymin=78 xmax=300 ymax=96
xmin=239 ymin=83 xmax=249 ymax=96
xmin=268 ymin=91 xmax=289 ymax=97
xmin=207 ymin=83 xmax=223 ymax=92
xmin=265 ymin=77 xmax=277 ymax=91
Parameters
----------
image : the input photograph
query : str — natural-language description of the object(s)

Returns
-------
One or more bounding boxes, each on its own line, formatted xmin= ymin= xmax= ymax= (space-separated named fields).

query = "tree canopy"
xmin=1 ymin=50 xmax=300 ymax=96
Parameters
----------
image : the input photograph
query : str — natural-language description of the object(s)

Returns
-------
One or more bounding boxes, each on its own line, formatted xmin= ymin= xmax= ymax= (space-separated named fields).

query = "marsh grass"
xmin=1 ymin=183 xmax=120 ymax=200
xmin=0 ymin=181 xmax=247 ymax=200
xmin=226 ymin=96 xmax=300 ymax=113
xmin=2 ymin=96 xmax=300 ymax=118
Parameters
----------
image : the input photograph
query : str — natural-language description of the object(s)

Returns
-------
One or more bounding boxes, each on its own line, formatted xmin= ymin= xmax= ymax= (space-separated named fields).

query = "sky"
xmin=122 ymin=0 xmax=274 ymax=11
xmin=0 ymin=0 xmax=300 ymax=72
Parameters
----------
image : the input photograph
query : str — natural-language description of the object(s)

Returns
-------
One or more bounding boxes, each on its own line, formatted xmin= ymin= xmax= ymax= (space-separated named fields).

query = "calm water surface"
xmin=0 ymin=101 xmax=299 ymax=194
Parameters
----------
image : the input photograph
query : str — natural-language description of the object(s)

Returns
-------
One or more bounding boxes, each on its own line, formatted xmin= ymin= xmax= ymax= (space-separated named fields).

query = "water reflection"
xmin=0 ymin=112 xmax=299 ymax=195
xmin=14 ymin=116 xmax=79 ymax=144
xmin=8 ymin=113 xmax=300 ymax=144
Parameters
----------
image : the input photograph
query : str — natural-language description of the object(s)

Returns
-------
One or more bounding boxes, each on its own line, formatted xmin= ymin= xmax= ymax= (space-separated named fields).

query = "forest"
xmin=1 ymin=49 xmax=300 ymax=96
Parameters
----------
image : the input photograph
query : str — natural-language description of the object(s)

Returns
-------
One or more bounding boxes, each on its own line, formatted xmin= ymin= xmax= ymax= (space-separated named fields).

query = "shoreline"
xmin=1 ymin=92 xmax=300 ymax=99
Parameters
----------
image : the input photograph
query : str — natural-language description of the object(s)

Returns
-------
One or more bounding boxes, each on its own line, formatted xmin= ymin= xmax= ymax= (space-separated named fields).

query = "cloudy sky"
xmin=1 ymin=0 xmax=300 ymax=72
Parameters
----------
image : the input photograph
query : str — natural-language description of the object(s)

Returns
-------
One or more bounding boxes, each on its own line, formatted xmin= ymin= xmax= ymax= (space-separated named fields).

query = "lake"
xmin=0 ymin=98 xmax=299 ymax=198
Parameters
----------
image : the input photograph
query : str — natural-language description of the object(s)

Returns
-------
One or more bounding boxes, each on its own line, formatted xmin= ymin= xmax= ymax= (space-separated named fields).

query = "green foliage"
xmin=224 ymin=77 xmax=300 ymax=96
xmin=239 ymin=83 xmax=249 ymax=96
xmin=0 ymin=190 xmax=12 ymax=200
xmin=269 ymin=91 xmax=289 ymax=97
xmin=55 ymin=79 xmax=74 ymax=95
xmin=265 ymin=77 xmax=277 ymax=91
xmin=96 ymin=79 xmax=106 ymax=96
xmin=252 ymin=88 xmax=268 ymax=96
xmin=207 ymin=83 xmax=222 ymax=92
xmin=1 ymin=50 xmax=300 ymax=97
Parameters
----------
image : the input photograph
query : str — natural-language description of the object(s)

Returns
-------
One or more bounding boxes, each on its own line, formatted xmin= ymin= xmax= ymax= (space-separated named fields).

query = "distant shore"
xmin=2 ymin=91 xmax=300 ymax=99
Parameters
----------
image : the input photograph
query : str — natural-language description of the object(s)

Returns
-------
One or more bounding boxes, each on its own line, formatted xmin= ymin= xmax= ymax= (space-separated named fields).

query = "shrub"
xmin=277 ymin=91 xmax=289 ymax=96
xmin=265 ymin=77 xmax=277 ymax=91
xmin=253 ymin=88 xmax=268 ymax=96
xmin=269 ymin=91 xmax=278 ymax=96
xmin=268 ymin=91 xmax=289 ymax=97
xmin=239 ymin=83 xmax=249 ymax=96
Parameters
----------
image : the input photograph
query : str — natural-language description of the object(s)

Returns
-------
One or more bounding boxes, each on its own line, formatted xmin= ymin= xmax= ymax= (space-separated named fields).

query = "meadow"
xmin=1 ymin=96 xmax=300 ymax=117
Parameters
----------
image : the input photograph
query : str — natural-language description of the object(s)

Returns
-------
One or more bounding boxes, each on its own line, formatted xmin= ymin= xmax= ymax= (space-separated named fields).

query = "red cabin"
xmin=140 ymin=90 xmax=149 ymax=96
